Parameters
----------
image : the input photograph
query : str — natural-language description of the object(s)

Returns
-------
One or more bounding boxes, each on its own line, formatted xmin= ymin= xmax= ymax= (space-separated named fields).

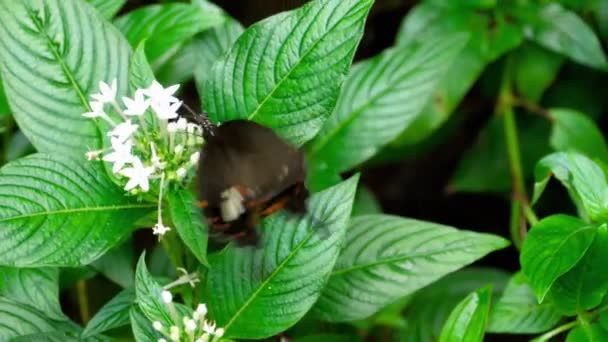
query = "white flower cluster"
xmin=153 ymin=290 xmax=225 ymax=342
xmin=83 ymin=79 xmax=203 ymax=238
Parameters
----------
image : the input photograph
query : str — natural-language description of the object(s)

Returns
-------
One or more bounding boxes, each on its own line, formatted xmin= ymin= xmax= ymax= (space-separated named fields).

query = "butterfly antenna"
xmin=181 ymin=102 xmax=217 ymax=139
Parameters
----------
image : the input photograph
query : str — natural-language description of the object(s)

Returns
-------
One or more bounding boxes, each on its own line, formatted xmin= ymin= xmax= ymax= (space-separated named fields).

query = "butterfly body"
xmin=196 ymin=119 xmax=309 ymax=246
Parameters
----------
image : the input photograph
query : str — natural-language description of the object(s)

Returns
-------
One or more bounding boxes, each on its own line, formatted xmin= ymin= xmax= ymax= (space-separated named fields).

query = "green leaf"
xmin=549 ymin=109 xmax=608 ymax=163
xmin=438 ymin=285 xmax=492 ymax=342
xmin=549 ymin=224 xmax=608 ymax=315
xmin=400 ymin=268 xmax=509 ymax=342
xmin=0 ymin=297 xmax=68 ymax=340
xmin=532 ymin=152 xmax=608 ymax=221
xmin=0 ymin=267 xmax=64 ymax=320
xmin=83 ymin=289 xmax=135 ymax=338
xmin=129 ymin=40 xmax=155 ymax=93
xmin=512 ymin=42 xmax=564 ymax=102
xmin=0 ymin=154 xmax=154 ymax=267
xmin=487 ymin=272 xmax=562 ymax=333
xmin=307 ymin=34 xmax=468 ymax=171
xmin=312 ymin=215 xmax=509 ymax=322
xmin=130 ymin=306 xmax=161 ymax=342
xmin=0 ymin=75 xmax=9 ymax=116
xmin=155 ymin=41 xmax=196 ymax=86
xmin=114 ymin=3 xmax=223 ymax=68
xmin=91 ymin=240 xmax=134 ymax=288
xmin=205 ymin=175 xmax=359 ymax=339
xmin=515 ymin=3 xmax=608 ymax=70
xmin=85 ymin=0 xmax=125 ymax=19
xmin=521 ymin=214 xmax=598 ymax=302
xmin=203 ymin=0 xmax=373 ymax=146
xmin=193 ymin=17 xmax=244 ymax=95
xmin=352 ymin=185 xmax=382 ymax=216
xmin=168 ymin=189 xmax=209 ymax=266
xmin=135 ymin=253 xmax=175 ymax=327
xmin=393 ymin=2 xmax=523 ymax=146
xmin=566 ymin=324 xmax=608 ymax=342
xmin=0 ymin=0 xmax=131 ymax=155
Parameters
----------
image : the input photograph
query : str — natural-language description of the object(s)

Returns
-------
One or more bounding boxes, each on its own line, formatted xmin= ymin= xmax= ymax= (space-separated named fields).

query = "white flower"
xmin=82 ymin=101 xmax=106 ymax=118
xmin=161 ymin=290 xmax=173 ymax=304
xmin=119 ymin=157 xmax=153 ymax=192
xmin=103 ymin=138 xmax=134 ymax=173
xmin=185 ymin=319 xmax=197 ymax=332
xmin=152 ymin=100 xmax=182 ymax=120
xmin=176 ymin=167 xmax=187 ymax=179
xmin=143 ymin=80 xmax=180 ymax=106
xmin=123 ymin=90 xmax=149 ymax=116
xmin=153 ymin=222 xmax=171 ymax=236
xmin=169 ymin=325 xmax=180 ymax=341
xmin=203 ymin=321 xmax=216 ymax=335
xmin=189 ymin=152 xmax=200 ymax=166
xmin=176 ymin=118 xmax=188 ymax=131
xmin=187 ymin=123 xmax=200 ymax=134
xmin=167 ymin=122 xmax=178 ymax=133
xmin=153 ymin=321 xmax=163 ymax=331
xmin=174 ymin=145 xmax=184 ymax=155
xmin=196 ymin=304 xmax=207 ymax=317
xmin=159 ymin=339 xmax=167 ymax=342
xmin=215 ymin=328 xmax=224 ymax=337
xmin=91 ymin=79 xmax=117 ymax=104
xmin=150 ymin=143 xmax=166 ymax=170
xmin=107 ymin=119 xmax=138 ymax=143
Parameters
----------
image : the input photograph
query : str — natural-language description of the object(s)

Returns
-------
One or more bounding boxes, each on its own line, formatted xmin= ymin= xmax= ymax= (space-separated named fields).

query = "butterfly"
xmin=189 ymin=112 xmax=310 ymax=247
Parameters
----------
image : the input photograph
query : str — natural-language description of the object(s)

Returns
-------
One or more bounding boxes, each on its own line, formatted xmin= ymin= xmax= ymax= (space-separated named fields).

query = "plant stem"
xmin=533 ymin=320 xmax=579 ymax=341
xmin=76 ymin=280 xmax=90 ymax=324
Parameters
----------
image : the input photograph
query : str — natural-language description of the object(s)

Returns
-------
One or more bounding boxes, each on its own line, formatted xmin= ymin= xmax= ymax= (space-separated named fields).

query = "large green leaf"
xmin=0 ymin=297 xmax=71 ymax=340
xmin=438 ymin=285 xmax=492 ymax=342
xmin=312 ymin=215 xmax=509 ymax=322
xmin=515 ymin=3 xmax=607 ymax=70
xmin=0 ymin=154 xmax=154 ymax=267
xmin=130 ymin=306 xmax=162 ymax=342
xmin=203 ymin=0 xmax=373 ymax=146
xmin=521 ymin=215 xmax=598 ymax=301
xmin=114 ymin=3 xmax=223 ymax=68
xmin=168 ymin=189 xmax=209 ymax=266
xmin=0 ymin=0 xmax=131 ymax=155
xmin=0 ymin=75 xmax=9 ymax=116
xmin=83 ymin=289 xmax=134 ymax=338
xmin=193 ymin=17 xmax=244 ymax=95
xmin=85 ymin=0 xmax=125 ymax=19
xmin=91 ymin=240 xmax=134 ymax=288
xmin=548 ymin=224 xmax=608 ymax=315
xmin=566 ymin=324 xmax=608 ymax=342
xmin=532 ymin=152 xmax=608 ymax=221
xmin=400 ymin=268 xmax=509 ymax=342
xmin=134 ymin=253 xmax=175 ymax=328
xmin=0 ymin=267 xmax=64 ymax=320
xmin=307 ymin=34 xmax=467 ymax=172
xmin=549 ymin=109 xmax=608 ymax=163
xmin=205 ymin=175 xmax=359 ymax=339
xmin=488 ymin=272 xmax=562 ymax=333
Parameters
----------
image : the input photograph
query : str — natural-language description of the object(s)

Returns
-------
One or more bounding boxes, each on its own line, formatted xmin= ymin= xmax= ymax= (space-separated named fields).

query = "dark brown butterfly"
xmin=191 ymin=113 xmax=310 ymax=246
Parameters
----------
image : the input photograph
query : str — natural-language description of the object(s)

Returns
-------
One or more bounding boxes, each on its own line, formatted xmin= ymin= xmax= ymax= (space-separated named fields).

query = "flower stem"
xmin=533 ymin=320 xmax=579 ymax=341
xmin=76 ymin=279 xmax=90 ymax=324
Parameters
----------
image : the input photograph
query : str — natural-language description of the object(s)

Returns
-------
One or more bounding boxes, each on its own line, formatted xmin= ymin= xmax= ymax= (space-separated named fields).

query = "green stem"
xmin=533 ymin=320 xmax=579 ymax=341
xmin=76 ymin=280 xmax=90 ymax=324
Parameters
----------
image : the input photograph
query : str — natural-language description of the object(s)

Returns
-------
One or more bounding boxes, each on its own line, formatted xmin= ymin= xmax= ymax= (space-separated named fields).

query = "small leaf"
xmin=512 ymin=42 xmax=564 ymax=102
xmin=566 ymin=324 xmax=608 ymax=342
xmin=91 ymin=240 xmax=134 ymax=288
xmin=115 ymin=3 xmax=223 ymax=67
xmin=520 ymin=214 xmax=598 ymax=302
xmin=193 ymin=17 xmax=244 ymax=95
xmin=130 ymin=306 xmax=161 ymax=342
xmin=0 ymin=154 xmax=154 ymax=267
xmin=0 ymin=267 xmax=64 ymax=320
xmin=308 ymin=34 xmax=468 ymax=171
xmin=83 ymin=289 xmax=135 ymax=338
xmin=85 ymin=0 xmax=125 ymax=19
xmin=515 ymin=3 xmax=608 ymax=70
xmin=438 ymin=285 xmax=492 ymax=342
xmin=312 ymin=215 xmax=509 ymax=322
xmin=549 ymin=224 xmax=608 ymax=315
xmin=134 ymin=253 xmax=175 ymax=327
xmin=352 ymin=185 xmax=382 ymax=216
xmin=549 ymin=109 xmax=608 ymax=163
xmin=205 ymin=175 xmax=359 ymax=339
xmin=129 ymin=40 xmax=155 ymax=93
xmin=168 ymin=189 xmax=209 ymax=266
xmin=204 ymin=0 xmax=373 ymax=146
xmin=532 ymin=152 xmax=608 ymax=221
xmin=487 ymin=272 xmax=562 ymax=333
xmin=0 ymin=0 xmax=131 ymax=155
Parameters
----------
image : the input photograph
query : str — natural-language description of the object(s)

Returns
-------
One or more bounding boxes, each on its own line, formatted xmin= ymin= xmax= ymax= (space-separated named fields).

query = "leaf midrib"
xmin=245 ymin=2 xmax=362 ymax=122
xmin=0 ymin=203 xmax=155 ymax=223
